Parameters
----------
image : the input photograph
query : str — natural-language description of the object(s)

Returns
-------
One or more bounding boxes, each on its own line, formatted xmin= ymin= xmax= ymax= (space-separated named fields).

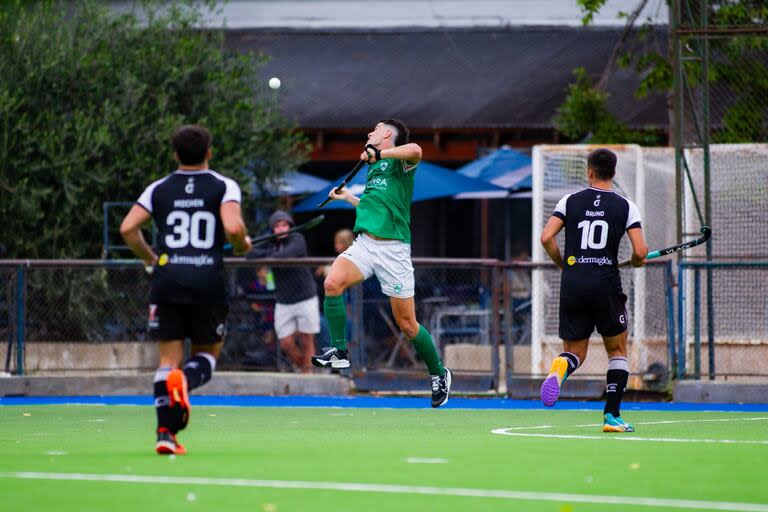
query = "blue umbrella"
xmin=293 ymin=161 xmax=506 ymax=212
xmin=457 ymin=145 xmax=532 ymax=191
xmin=456 ymin=146 xmax=533 ymax=259
xmin=264 ymin=171 xmax=331 ymax=196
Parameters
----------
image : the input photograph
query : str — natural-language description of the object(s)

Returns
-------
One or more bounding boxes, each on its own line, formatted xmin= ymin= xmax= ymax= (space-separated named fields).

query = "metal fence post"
xmin=15 ymin=264 xmax=25 ymax=375
xmin=693 ymin=268 xmax=701 ymax=379
xmin=102 ymin=203 xmax=109 ymax=258
xmin=664 ymin=261 xmax=677 ymax=379
xmin=349 ymin=285 xmax=364 ymax=370
xmin=677 ymin=261 xmax=686 ymax=379
xmin=489 ymin=265 xmax=500 ymax=392
xmin=503 ymin=267 xmax=513 ymax=397
xmin=706 ymin=263 xmax=716 ymax=380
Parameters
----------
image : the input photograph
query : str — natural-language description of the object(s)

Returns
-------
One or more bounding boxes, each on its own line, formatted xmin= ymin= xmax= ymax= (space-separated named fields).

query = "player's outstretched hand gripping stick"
xmin=318 ymin=144 xmax=380 ymax=208
xmin=619 ymin=226 xmax=712 ymax=267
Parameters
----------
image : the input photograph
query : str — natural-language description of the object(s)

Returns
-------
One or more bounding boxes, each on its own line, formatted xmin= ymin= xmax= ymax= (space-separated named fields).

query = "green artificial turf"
xmin=1 ymin=405 xmax=766 ymax=512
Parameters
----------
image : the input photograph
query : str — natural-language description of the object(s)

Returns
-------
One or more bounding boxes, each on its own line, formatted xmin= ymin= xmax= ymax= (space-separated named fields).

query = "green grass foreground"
xmin=1 ymin=405 xmax=766 ymax=511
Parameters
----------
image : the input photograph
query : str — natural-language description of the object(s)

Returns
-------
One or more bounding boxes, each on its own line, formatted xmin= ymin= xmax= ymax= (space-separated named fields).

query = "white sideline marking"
xmin=574 ymin=417 xmax=768 ymax=428
xmin=491 ymin=429 xmax=768 ymax=445
xmin=405 ymin=458 xmax=448 ymax=464
xmin=492 ymin=417 xmax=768 ymax=444
xmin=1 ymin=471 xmax=768 ymax=511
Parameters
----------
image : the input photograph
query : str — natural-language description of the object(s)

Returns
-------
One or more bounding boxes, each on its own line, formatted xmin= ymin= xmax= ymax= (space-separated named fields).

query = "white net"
xmin=531 ymin=145 xmax=676 ymax=377
xmin=680 ymin=145 xmax=768 ymax=376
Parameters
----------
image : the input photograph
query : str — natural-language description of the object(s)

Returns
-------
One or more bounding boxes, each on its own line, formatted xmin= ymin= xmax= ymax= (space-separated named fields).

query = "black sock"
xmin=153 ymin=367 xmax=174 ymax=433
xmin=183 ymin=353 xmax=215 ymax=391
xmin=559 ymin=352 xmax=580 ymax=376
xmin=604 ymin=356 xmax=629 ymax=416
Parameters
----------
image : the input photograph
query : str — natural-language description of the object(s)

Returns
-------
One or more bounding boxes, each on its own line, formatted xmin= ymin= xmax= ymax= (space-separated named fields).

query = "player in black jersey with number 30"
xmin=539 ymin=149 xmax=648 ymax=432
xmin=120 ymin=125 xmax=252 ymax=454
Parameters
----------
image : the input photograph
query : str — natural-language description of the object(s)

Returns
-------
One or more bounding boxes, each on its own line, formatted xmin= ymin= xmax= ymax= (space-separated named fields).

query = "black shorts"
xmin=148 ymin=303 xmax=228 ymax=344
xmin=559 ymin=291 xmax=628 ymax=340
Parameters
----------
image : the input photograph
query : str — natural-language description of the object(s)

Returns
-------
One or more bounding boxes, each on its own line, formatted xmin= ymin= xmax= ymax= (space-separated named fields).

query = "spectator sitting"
xmin=247 ymin=210 xmax=319 ymax=373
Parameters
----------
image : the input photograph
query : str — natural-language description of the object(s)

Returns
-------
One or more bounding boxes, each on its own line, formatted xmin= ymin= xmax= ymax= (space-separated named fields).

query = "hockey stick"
xmin=249 ymin=214 xmax=325 ymax=245
xmin=619 ymin=226 xmax=712 ymax=267
xmin=318 ymin=159 xmax=367 ymax=208
xmin=148 ymin=215 xmax=327 ymax=273
xmin=220 ymin=214 xmax=325 ymax=252
xmin=318 ymin=145 xmax=379 ymax=208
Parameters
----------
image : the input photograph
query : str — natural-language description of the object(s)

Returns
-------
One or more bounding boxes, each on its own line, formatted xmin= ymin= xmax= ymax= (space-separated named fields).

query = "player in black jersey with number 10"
xmin=121 ymin=125 xmax=252 ymax=454
xmin=539 ymin=149 xmax=648 ymax=432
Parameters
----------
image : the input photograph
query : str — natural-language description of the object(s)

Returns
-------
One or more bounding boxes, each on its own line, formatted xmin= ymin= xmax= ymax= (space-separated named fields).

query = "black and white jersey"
xmin=552 ymin=187 xmax=641 ymax=294
xmin=136 ymin=169 xmax=241 ymax=304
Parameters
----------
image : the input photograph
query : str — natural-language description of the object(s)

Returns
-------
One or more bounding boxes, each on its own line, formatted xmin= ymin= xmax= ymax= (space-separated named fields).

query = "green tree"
xmin=0 ymin=0 xmax=307 ymax=259
xmin=553 ymin=67 xmax=662 ymax=145
xmin=557 ymin=0 xmax=767 ymax=144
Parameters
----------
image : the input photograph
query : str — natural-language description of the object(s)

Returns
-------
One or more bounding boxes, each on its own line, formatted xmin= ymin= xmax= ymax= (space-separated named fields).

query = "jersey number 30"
xmin=166 ymin=210 xmax=215 ymax=249
xmin=577 ymin=220 xmax=608 ymax=250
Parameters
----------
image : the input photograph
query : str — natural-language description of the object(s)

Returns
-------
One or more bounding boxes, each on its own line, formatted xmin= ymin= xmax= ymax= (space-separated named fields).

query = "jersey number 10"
xmin=577 ymin=220 xmax=608 ymax=250
xmin=166 ymin=210 xmax=216 ymax=249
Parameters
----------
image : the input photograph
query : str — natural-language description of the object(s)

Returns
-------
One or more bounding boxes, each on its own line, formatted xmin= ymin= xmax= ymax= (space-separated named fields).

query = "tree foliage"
xmin=0 ymin=0 xmax=307 ymax=258
xmin=554 ymin=67 xmax=663 ymax=145
xmin=559 ymin=0 xmax=768 ymax=144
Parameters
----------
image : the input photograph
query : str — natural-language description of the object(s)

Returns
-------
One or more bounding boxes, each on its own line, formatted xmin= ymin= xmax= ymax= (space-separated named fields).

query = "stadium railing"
xmin=0 ymin=258 xmax=517 ymax=393
xmin=5 ymin=258 xmax=762 ymax=388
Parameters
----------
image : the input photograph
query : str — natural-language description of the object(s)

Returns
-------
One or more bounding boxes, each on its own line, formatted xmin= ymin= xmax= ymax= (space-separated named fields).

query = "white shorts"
xmin=340 ymin=233 xmax=415 ymax=298
xmin=274 ymin=296 xmax=320 ymax=339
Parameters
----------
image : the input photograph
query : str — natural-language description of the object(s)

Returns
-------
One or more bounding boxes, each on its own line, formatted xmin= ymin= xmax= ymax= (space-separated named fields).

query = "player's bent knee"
xmin=397 ymin=319 xmax=419 ymax=339
xmin=324 ymin=277 xmax=345 ymax=296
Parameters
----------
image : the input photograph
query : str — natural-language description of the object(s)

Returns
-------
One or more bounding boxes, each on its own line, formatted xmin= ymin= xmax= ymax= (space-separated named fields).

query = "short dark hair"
xmin=379 ymin=118 xmax=409 ymax=146
xmin=587 ymin=148 xmax=617 ymax=180
xmin=172 ymin=125 xmax=212 ymax=165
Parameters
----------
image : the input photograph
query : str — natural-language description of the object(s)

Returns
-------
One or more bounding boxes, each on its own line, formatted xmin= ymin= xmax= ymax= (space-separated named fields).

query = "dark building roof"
xmin=226 ymin=27 xmax=668 ymax=130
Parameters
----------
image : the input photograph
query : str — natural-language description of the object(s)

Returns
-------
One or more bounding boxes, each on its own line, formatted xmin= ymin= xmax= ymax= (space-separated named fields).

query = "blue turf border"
xmin=1 ymin=395 xmax=767 ymax=412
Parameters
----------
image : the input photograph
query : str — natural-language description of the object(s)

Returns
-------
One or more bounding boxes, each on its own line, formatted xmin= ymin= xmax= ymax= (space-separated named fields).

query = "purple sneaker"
xmin=540 ymin=357 xmax=569 ymax=407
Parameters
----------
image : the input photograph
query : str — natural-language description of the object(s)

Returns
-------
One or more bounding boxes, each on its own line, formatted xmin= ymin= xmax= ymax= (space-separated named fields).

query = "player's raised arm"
xmin=377 ymin=143 xmax=422 ymax=166
xmin=540 ymin=215 xmax=565 ymax=270
xmin=120 ymin=205 xmax=157 ymax=267
xmin=221 ymin=201 xmax=252 ymax=256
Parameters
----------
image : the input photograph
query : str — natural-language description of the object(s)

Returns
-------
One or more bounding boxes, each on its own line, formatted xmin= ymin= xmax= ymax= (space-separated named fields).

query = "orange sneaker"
xmin=155 ymin=427 xmax=187 ymax=455
xmin=166 ymin=369 xmax=191 ymax=431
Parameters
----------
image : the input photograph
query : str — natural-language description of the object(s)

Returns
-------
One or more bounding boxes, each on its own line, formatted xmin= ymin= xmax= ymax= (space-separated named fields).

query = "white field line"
xmin=574 ymin=417 xmax=768 ymax=428
xmin=490 ymin=430 xmax=768 ymax=445
xmin=494 ymin=417 xmax=768 ymax=439
xmin=492 ymin=417 xmax=768 ymax=433
xmin=2 ymin=472 xmax=768 ymax=511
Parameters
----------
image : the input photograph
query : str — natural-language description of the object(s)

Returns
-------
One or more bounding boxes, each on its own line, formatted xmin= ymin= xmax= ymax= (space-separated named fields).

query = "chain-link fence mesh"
xmin=678 ymin=2 xmax=768 ymax=144
xmin=0 ymin=267 xmax=17 ymax=373
xmin=684 ymin=145 xmax=768 ymax=259
xmin=681 ymin=263 xmax=768 ymax=379
xmin=3 ymin=260 xmax=509 ymax=383
xmin=6 ymin=256 xmax=767 ymax=382
xmin=356 ymin=265 xmax=498 ymax=375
